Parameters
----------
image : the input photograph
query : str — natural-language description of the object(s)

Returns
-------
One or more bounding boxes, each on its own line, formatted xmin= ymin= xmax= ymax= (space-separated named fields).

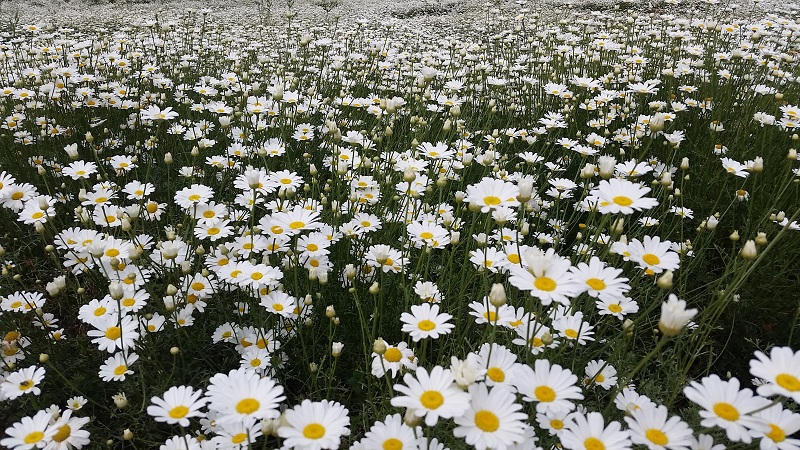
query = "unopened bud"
xmin=657 ymin=271 xmax=674 ymax=290
xmin=740 ymin=240 xmax=758 ymax=260
xmin=488 ymin=283 xmax=506 ymax=307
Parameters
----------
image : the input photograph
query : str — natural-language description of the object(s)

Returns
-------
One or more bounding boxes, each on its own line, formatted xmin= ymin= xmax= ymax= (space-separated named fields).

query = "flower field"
xmin=1 ymin=1 xmax=800 ymax=449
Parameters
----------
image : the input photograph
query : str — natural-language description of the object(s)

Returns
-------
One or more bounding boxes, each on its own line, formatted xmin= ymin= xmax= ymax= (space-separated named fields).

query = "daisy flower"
xmin=615 ymin=388 xmax=655 ymax=415
xmin=569 ymin=257 xmax=630 ymax=301
xmin=465 ymin=177 xmax=521 ymax=213
xmin=174 ymin=184 xmax=214 ymax=210
xmin=278 ymin=399 xmax=350 ymax=450
xmin=552 ymin=311 xmax=595 ymax=345
xmin=87 ymin=315 xmax=139 ymax=353
xmin=1 ymin=410 xmax=56 ymax=450
xmin=361 ymin=414 xmax=418 ymax=450
xmin=453 ymin=384 xmax=528 ymax=450
xmin=205 ymin=368 xmax=285 ymax=424
xmin=683 ymin=374 xmax=770 ymax=443
xmin=754 ymin=403 xmax=800 ymax=450
xmin=391 ymin=366 xmax=471 ymax=426
xmin=1 ymin=365 xmax=46 ymax=400
xmin=625 ymin=404 xmax=694 ymax=450
xmin=211 ymin=418 xmax=262 ymax=448
xmin=658 ymin=295 xmax=698 ymax=336
xmin=583 ymin=360 xmax=617 ymax=390
xmin=512 ymin=323 xmax=558 ymax=355
xmin=749 ymin=346 xmax=800 ymax=403
xmin=147 ymin=385 xmax=207 ymax=427
xmin=627 ymin=236 xmax=680 ymax=275
xmin=46 ymin=409 xmax=91 ymax=450
xmin=536 ymin=410 xmax=575 ymax=437
xmin=468 ymin=300 xmax=515 ymax=327
xmin=476 ymin=343 xmax=518 ymax=387
xmin=512 ymin=359 xmax=583 ymax=414
xmin=160 ymin=435 xmax=201 ymax=450
xmin=400 ymin=303 xmax=454 ymax=342
xmin=590 ymin=178 xmax=659 ymax=215
xmin=371 ymin=340 xmax=416 ymax=379
xmin=597 ymin=296 xmax=640 ymax=320
xmin=559 ymin=411 xmax=632 ymax=450
xmin=507 ymin=247 xmax=582 ymax=306
xmin=98 ymin=352 xmax=139 ymax=382
xmin=66 ymin=396 xmax=88 ymax=411
xmin=260 ymin=291 xmax=297 ymax=318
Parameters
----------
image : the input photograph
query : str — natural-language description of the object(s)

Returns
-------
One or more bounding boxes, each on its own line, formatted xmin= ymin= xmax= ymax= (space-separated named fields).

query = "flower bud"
xmin=729 ymin=230 xmax=740 ymax=241
xmin=332 ymin=342 xmax=344 ymax=357
xmin=369 ymin=282 xmax=380 ymax=295
xmin=657 ymin=271 xmax=673 ymax=290
xmin=488 ymin=283 xmax=506 ymax=307
xmin=170 ymin=346 xmax=180 ymax=355
xmin=113 ymin=393 xmax=128 ymax=409
xmin=755 ymin=232 xmax=768 ymax=246
xmin=373 ymin=338 xmax=387 ymax=355
xmin=109 ymin=282 xmax=124 ymax=300
xmin=325 ymin=305 xmax=336 ymax=318
xmin=123 ymin=429 xmax=134 ymax=441
xmin=166 ymin=284 xmax=178 ymax=296
xmin=740 ymin=240 xmax=758 ymax=260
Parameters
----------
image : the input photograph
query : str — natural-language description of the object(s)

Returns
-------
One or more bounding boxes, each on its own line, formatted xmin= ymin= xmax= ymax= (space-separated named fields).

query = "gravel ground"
xmin=2 ymin=0 xmax=797 ymax=31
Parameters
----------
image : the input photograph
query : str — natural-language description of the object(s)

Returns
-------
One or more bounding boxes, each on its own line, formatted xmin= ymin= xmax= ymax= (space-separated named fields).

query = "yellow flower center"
xmin=713 ymin=402 xmax=740 ymax=421
xmin=105 ymin=326 xmax=121 ymax=340
xmin=273 ymin=303 xmax=284 ymax=311
xmin=642 ymin=253 xmax=661 ymax=266
xmin=280 ymin=178 xmax=292 ymax=184
xmin=534 ymin=277 xmax=557 ymax=291
xmin=188 ymin=194 xmax=201 ymax=202
xmin=474 ymin=410 xmax=500 ymax=432
xmin=565 ymin=329 xmax=579 ymax=339
xmin=106 ymin=249 xmax=120 ymax=257
xmin=487 ymin=367 xmax=505 ymax=382
xmin=191 ymin=282 xmax=205 ymax=291
xmin=24 ymin=431 xmax=44 ymax=444
xmin=169 ymin=405 xmax=189 ymax=419
xmin=534 ymin=385 xmax=556 ymax=402
xmin=11 ymin=192 xmax=24 ymax=200
xmin=417 ymin=320 xmax=436 ymax=331
xmin=613 ymin=196 xmax=633 ymax=206
xmin=646 ymin=429 xmax=668 ymax=446
xmin=584 ymin=437 xmax=606 ymax=450
xmin=585 ymin=278 xmax=606 ymax=291
xmin=420 ymin=231 xmax=434 ymax=240
xmin=250 ymin=358 xmax=262 ymax=367
xmin=95 ymin=197 xmax=107 ymax=203
xmin=114 ymin=365 xmax=127 ymax=375
xmin=251 ymin=272 xmax=263 ymax=280
xmin=203 ymin=210 xmax=216 ymax=218
xmin=243 ymin=243 xmax=254 ymax=250
xmin=52 ymin=425 xmax=72 ymax=442
xmin=550 ymin=419 xmax=564 ymax=430
xmin=767 ymin=424 xmax=786 ymax=442
xmin=31 ymin=211 xmax=44 ymax=219
xmin=307 ymin=244 xmax=319 ymax=251
xmin=776 ymin=373 xmax=800 ymax=391
xmin=289 ymin=221 xmax=306 ymax=229
xmin=147 ymin=202 xmax=159 ymax=213
xmin=19 ymin=379 xmax=33 ymax=390
xmin=608 ymin=304 xmax=623 ymax=313
xmin=302 ymin=423 xmax=325 ymax=439
xmin=382 ymin=438 xmax=403 ymax=450
xmin=106 ymin=215 xmax=117 ymax=223
xmin=507 ymin=254 xmax=520 ymax=264
xmin=235 ymin=398 xmax=260 ymax=414
xmin=420 ymin=390 xmax=444 ymax=409
xmin=231 ymin=433 xmax=248 ymax=444
xmin=483 ymin=196 xmax=501 ymax=205
xmin=94 ymin=307 xmax=107 ymax=316
xmin=483 ymin=311 xmax=498 ymax=322
xmin=207 ymin=227 xmax=220 ymax=235
xmin=384 ymin=347 xmax=403 ymax=362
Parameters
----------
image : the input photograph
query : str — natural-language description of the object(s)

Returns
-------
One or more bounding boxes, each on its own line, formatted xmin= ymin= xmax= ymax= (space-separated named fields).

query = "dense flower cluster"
xmin=0 ymin=1 xmax=799 ymax=449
